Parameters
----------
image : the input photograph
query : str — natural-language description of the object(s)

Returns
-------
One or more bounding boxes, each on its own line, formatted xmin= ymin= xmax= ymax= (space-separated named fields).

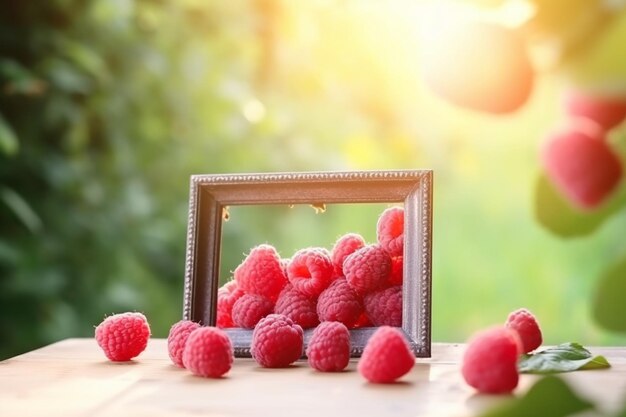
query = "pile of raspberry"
xmin=217 ymin=206 xmax=406 ymax=332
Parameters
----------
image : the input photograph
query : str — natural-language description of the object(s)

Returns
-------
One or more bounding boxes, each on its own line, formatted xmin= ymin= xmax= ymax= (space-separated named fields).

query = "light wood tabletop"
xmin=1 ymin=339 xmax=625 ymax=417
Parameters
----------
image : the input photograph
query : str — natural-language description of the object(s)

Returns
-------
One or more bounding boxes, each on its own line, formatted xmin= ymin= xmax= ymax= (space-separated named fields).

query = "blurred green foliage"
xmin=1 ymin=0 xmax=626 ymax=360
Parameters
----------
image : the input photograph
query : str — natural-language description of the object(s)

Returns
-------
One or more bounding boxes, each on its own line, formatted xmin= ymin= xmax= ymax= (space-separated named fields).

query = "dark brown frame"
xmin=182 ymin=170 xmax=433 ymax=357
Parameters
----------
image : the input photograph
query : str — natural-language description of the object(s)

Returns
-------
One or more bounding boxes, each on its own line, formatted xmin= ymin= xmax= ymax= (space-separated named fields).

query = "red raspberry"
xmin=377 ymin=207 xmax=404 ymax=257
xmin=251 ymin=314 xmax=304 ymax=368
xmin=275 ymin=285 xmax=319 ymax=329
xmin=331 ymin=233 xmax=365 ymax=276
xmin=231 ymin=293 xmax=274 ymax=329
xmin=564 ymin=89 xmax=626 ymax=131
xmin=543 ymin=124 xmax=623 ymax=209
xmin=317 ymin=278 xmax=363 ymax=328
xmin=505 ymin=308 xmax=542 ymax=353
xmin=234 ymin=244 xmax=288 ymax=301
xmin=358 ymin=326 xmax=415 ymax=383
xmin=287 ymin=248 xmax=334 ymax=298
xmin=167 ymin=320 xmax=201 ymax=367
xmin=364 ymin=286 xmax=402 ymax=327
xmin=95 ymin=312 xmax=151 ymax=362
xmin=217 ymin=280 xmax=244 ymax=328
xmin=344 ymin=245 xmax=391 ymax=295
xmin=306 ymin=321 xmax=351 ymax=372
xmin=353 ymin=312 xmax=373 ymax=328
xmin=182 ymin=327 xmax=233 ymax=378
xmin=461 ymin=326 xmax=521 ymax=394
xmin=388 ymin=256 xmax=403 ymax=286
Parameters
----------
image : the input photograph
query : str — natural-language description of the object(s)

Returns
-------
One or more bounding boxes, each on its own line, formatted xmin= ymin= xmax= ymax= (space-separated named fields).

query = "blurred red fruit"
xmin=564 ymin=90 xmax=626 ymax=131
xmin=422 ymin=20 xmax=534 ymax=114
xmin=543 ymin=124 xmax=623 ymax=210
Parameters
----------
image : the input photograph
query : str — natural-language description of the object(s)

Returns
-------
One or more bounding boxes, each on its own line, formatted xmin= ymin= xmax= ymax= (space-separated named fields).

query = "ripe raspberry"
xmin=275 ymin=285 xmax=319 ymax=329
xmin=364 ymin=286 xmax=402 ymax=327
xmin=344 ymin=245 xmax=391 ymax=295
xmin=167 ymin=320 xmax=201 ymax=367
xmin=331 ymin=233 xmax=366 ymax=276
xmin=287 ymin=248 xmax=334 ymax=298
xmin=95 ymin=312 xmax=150 ymax=362
xmin=182 ymin=327 xmax=233 ymax=378
xmin=543 ymin=125 xmax=623 ymax=209
xmin=564 ymin=89 xmax=626 ymax=131
xmin=353 ymin=312 xmax=373 ymax=328
xmin=317 ymin=278 xmax=363 ymax=328
xmin=217 ymin=280 xmax=244 ymax=328
xmin=306 ymin=321 xmax=351 ymax=372
xmin=461 ymin=326 xmax=521 ymax=394
xmin=377 ymin=207 xmax=404 ymax=257
xmin=505 ymin=308 xmax=542 ymax=353
xmin=358 ymin=326 xmax=415 ymax=383
xmin=231 ymin=293 xmax=274 ymax=329
xmin=234 ymin=244 xmax=288 ymax=301
xmin=388 ymin=256 xmax=403 ymax=286
xmin=251 ymin=314 xmax=304 ymax=368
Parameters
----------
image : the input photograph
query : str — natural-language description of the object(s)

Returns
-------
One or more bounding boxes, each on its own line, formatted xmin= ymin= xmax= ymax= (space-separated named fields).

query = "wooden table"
xmin=1 ymin=339 xmax=625 ymax=417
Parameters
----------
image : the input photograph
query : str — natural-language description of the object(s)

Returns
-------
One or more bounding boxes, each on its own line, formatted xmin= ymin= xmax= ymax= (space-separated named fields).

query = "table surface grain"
xmin=1 ymin=339 xmax=625 ymax=417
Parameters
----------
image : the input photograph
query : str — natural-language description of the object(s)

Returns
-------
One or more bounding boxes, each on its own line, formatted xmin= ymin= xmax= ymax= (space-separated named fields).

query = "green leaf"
xmin=519 ymin=342 xmax=611 ymax=374
xmin=593 ymin=256 xmax=626 ymax=332
xmin=479 ymin=376 xmax=594 ymax=417
xmin=533 ymin=173 xmax=625 ymax=238
xmin=0 ymin=187 xmax=42 ymax=234
xmin=0 ymin=113 xmax=19 ymax=156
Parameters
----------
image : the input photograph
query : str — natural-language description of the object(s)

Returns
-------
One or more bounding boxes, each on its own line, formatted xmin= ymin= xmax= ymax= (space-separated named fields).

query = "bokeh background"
xmin=2 ymin=0 xmax=626 ymax=360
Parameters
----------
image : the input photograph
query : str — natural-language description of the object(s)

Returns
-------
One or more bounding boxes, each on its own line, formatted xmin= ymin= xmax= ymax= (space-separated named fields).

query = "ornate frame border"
xmin=182 ymin=170 xmax=433 ymax=357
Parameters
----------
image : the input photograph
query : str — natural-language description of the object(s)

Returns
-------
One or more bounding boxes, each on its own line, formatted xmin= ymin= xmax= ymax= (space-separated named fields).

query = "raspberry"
xmin=564 ymin=89 xmax=626 ymax=131
xmin=182 ymin=327 xmax=233 ymax=378
xmin=364 ymin=286 xmax=402 ymax=327
xmin=331 ymin=233 xmax=366 ymax=276
xmin=358 ymin=326 xmax=415 ymax=383
xmin=234 ymin=244 xmax=288 ymax=301
xmin=461 ymin=326 xmax=521 ymax=394
xmin=217 ymin=280 xmax=244 ymax=328
xmin=353 ymin=312 xmax=373 ymax=328
xmin=275 ymin=285 xmax=319 ymax=329
xmin=317 ymin=278 xmax=363 ymax=328
xmin=251 ymin=314 xmax=304 ymax=368
xmin=167 ymin=320 xmax=201 ymax=367
xmin=95 ymin=312 xmax=151 ymax=362
xmin=287 ymin=248 xmax=334 ymax=298
xmin=231 ymin=293 xmax=274 ymax=329
xmin=387 ymin=256 xmax=403 ymax=286
xmin=344 ymin=245 xmax=391 ymax=295
xmin=505 ymin=308 xmax=543 ymax=353
xmin=306 ymin=321 xmax=351 ymax=372
xmin=543 ymin=125 xmax=623 ymax=209
xmin=377 ymin=207 xmax=404 ymax=257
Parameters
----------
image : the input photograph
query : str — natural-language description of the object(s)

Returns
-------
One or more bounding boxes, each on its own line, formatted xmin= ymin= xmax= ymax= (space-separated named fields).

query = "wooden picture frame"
xmin=182 ymin=170 xmax=433 ymax=357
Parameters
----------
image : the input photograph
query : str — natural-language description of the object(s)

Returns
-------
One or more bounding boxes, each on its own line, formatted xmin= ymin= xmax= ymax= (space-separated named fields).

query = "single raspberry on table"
xmin=274 ymin=285 xmax=319 ymax=329
xmin=364 ymin=286 xmax=402 ymax=327
xmin=461 ymin=326 xmax=521 ymax=394
xmin=217 ymin=280 xmax=244 ymax=329
xmin=231 ymin=293 xmax=274 ymax=329
xmin=505 ymin=308 xmax=542 ymax=353
xmin=358 ymin=326 xmax=415 ymax=383
xmin=182 ymin=327 xmax=233 ymax=378
xmin=344 ymin=245 xmax=391 ymax=295
xmin=317 ymin=278 xmax=363 ymax=328
xmin=306 ymin=321 xmax=351 ymax=372
xmin=388 ymin=256 xmax=403 ymax=286
xmin=167 ymin=320 xmax=201 ymax=367
xmin=251 ymin=314 xmax=304 ymax=368
xmin=331 ymin=233 xmax=366 ymax=276
xmin=377 ymin=207 xmax=404 ymax=257
xmin=95 ymin=312 xmax=151 ymax=362
xmin=234 ymin=244 xmax=288 ymax=302
xmin=287 ymin=247 xmax=334 ymax=298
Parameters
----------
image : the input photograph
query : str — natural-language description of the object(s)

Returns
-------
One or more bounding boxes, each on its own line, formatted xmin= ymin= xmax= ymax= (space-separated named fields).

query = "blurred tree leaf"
xmin=0 ymin=113 xmax=19 ymax=155
xmin=519 ymin=342 xmax=610 ymax=374
xmin=479 ymin=376 xmax=594 ymax=417
xmin=0 ymin=187 xmax=42 ymax=233
xmin=593 ymin=255 xmax=626 ymax=332
xmin=534 ymin=173 xmax=625 ymax=238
